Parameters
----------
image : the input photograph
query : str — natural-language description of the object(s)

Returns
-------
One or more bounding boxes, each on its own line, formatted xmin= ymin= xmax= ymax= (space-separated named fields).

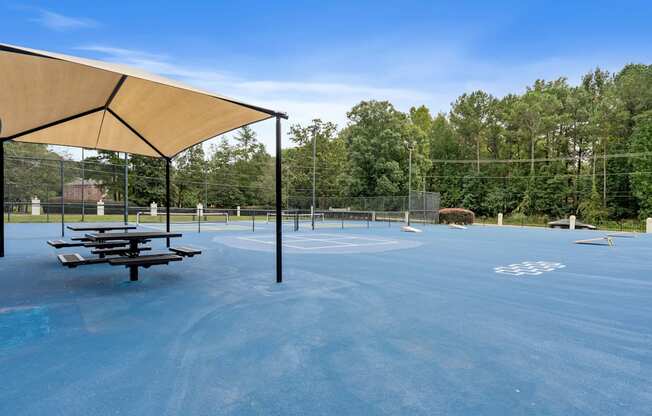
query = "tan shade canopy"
xmin=0 ymin=43 xmax=285 ymax=158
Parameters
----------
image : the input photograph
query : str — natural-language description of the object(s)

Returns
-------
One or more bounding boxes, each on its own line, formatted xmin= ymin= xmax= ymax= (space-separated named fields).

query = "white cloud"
xmin=30 ymin=10 xmax=98 ymax=31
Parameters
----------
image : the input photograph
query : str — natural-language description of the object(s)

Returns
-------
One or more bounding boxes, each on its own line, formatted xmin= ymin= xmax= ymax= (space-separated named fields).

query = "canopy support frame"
xmin=106 ymin=109 xmax=166 ymax=158
xmin=1 ymin=107 xmax=104 ymax=142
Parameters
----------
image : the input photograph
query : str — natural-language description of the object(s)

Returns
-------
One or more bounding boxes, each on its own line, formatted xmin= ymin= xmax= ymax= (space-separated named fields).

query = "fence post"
xmin=31 ymin=197 xmax=41 ymax=216
xmin=646 ymin=218 xmax=652 ymax=234
xmin=150 ymin=202 xmax=157 ymax=216
xmin=497 ymin=213 xmax=503 ymax=226
xmin=197 ymin=203 xmax=203 ymax=233
xmin=569 ymin=215 xmax=576 ymax=230
xmin=97 ymin=200 xmax=104 ymax=216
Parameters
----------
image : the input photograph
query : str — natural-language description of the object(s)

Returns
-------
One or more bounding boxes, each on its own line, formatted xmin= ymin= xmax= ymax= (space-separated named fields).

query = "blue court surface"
xmin=1 ymin=223 xmax=651 ymax=415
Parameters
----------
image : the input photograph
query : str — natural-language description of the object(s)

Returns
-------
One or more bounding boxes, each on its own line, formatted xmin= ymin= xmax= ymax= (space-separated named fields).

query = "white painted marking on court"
xmin=494 ymin=261 xmax=566 ymax=276
xmin=283 ymin=241 xmax=398 ymax=250
xmin=237 ymin=234 xmax=399 ymax=250
xmin=238 ymin=237 xmax=275 ymax=245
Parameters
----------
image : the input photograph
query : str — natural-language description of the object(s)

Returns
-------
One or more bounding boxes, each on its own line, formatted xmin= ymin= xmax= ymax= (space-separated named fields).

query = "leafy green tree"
xmin=175 ymin=144 xmax=206 ymax=207
xmin=341 ymin=101 xmax=412 ymax=197
xmin=4 ymin=142 xmax=64 ymax=202
xmin=285 ymin=119 xmax=346 ymax=209
xmin=629 ymin=113 xmax=652 ymax=217
xmin=128 ymin=155 xmax=168 ymax=207
xmin=449 ymin=91 xmax=495 ymax=173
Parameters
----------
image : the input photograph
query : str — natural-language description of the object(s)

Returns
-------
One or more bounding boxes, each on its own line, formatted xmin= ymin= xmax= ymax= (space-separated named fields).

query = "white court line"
xmin=238 ymin=236 xmax=275 ymax=245
xmin=288 ymin=234 xmax=399 ymax=244
xmin=292 ymin=235 xmax=397 ymax=243
xmin=237 ymin=236 xmax=398 ymax=250
xmin=242 ymin=236 xmax=370 ymax=246
xmin=286 ymin=241 xmax=399 ymax=250
xmin=237 ymin=235 xmax=314 ymax=243
xmin=281 ymin=237 xmax=358 ymax=246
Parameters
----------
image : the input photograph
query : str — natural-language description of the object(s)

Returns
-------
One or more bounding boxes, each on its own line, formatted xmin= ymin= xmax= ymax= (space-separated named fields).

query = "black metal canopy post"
xmin=165 ymin=158 xmax=171 ymax=248
xmin=60 ymin=159 xmax=64 ymax=237
xmin=81 ymin=148 xmax=85 ymax=222
xmin=124 ymin=152 xmax=128 ymax=225
xmin=0 ymin=135 xmax=4 ymax=258
xmin=275 ymin=116 xmax=283 ymax=283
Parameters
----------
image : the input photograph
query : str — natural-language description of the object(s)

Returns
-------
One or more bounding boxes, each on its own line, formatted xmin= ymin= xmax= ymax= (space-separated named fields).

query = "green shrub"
xmin=439 ymin=208 xmax=475 ymax=224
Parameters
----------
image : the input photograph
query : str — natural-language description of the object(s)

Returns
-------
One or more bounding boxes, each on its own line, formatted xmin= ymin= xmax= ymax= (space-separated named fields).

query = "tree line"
xmin=284 ymin=64 xmax=652 ymax=221
xmin=5 ymin=63 xmax=652 ymax=221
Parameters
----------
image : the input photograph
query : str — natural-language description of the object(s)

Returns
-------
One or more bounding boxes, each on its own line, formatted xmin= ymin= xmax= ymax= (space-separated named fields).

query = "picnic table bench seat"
xmin=49 ymin=240 xmax=132 ymax=250
xmin=169 ymin=246 xmax=202 ymax=257
xmin=109 ymin=254 xmax=183 ymax=281
xmin=48 ymin=240 xmax=85 ymax=249
xmin=92 ymin=246 xmax=151 ymax=256
xmin=57 ymin=253 xmax=110 ymax=268
xmin=57 ymin=253 xmax=86 ymax=267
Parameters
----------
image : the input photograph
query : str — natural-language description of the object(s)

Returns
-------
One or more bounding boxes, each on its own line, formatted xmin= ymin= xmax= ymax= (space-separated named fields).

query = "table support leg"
xmin=129 ymin=241 xmax=138 ymax=257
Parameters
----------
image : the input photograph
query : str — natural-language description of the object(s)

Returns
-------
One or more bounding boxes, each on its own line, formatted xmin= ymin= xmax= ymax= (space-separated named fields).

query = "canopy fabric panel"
xmin=0 ymin=51 xmax=120 ymax=138
xmin=14 ymin=111 xmax=104 ymax=149
xmin=0 ymin=43 xmax=281 ymax=158
xmin=110 ymin=77 xmax=270 ymax=157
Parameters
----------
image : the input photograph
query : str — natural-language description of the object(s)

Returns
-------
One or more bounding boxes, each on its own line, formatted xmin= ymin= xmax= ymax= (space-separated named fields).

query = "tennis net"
xmin=136 ymin=210 xmax=229 ymax=225
xmin=266 ymin=212 xmax=325 ymax=223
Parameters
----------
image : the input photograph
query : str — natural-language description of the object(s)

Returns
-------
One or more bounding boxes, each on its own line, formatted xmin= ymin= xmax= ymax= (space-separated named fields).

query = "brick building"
xmin=63 ymin=179 xmax=106 ymax=202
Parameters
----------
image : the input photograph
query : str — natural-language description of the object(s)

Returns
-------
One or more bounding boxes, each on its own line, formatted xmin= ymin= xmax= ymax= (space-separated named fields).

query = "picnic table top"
xmin=85 ymin=231 xmax=182 ymax=241
xmin=67 ymin=224 xmax=137 ymax=232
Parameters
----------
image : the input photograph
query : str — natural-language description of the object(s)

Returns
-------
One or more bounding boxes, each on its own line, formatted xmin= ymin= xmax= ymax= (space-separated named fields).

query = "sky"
xmin=2 ymin=1 xmax=652 ymax=158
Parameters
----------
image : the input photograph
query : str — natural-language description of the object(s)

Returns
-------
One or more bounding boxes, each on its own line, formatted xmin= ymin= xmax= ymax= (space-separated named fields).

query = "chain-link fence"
xmin=288 ymin=192 xmax=441 ymax=213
